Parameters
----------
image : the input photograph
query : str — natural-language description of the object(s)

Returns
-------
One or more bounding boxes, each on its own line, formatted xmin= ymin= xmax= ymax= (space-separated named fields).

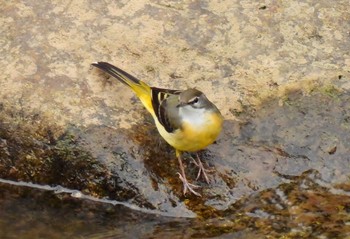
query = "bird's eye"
xmin=191 ymin=97 xmax=199 ymax=104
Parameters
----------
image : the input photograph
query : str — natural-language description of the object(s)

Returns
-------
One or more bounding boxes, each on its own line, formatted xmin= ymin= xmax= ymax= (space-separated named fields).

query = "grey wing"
xmin=151 ymin=87 xmax=181 ymax=133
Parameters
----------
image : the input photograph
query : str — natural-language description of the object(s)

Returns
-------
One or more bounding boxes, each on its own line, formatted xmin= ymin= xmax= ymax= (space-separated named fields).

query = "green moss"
xmin=318 ymin=84 xmax=342 ymax=98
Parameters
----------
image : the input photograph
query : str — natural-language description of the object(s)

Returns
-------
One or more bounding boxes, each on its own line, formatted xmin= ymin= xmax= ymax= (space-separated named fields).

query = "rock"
xmin=1 ymin=0 xmax=350 ymax=220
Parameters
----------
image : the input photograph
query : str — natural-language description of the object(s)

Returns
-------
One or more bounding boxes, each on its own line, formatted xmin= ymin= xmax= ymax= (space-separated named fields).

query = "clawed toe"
xmin=192 ymin=154 xmax=214 ymax=184
xmin=177 ymin=172 xmax=201 ymax=196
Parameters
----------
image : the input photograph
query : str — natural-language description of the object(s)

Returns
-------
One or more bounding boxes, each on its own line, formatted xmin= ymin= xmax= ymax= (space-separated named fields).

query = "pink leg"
xmin=176 ymin=150 xmax=201 ymax=196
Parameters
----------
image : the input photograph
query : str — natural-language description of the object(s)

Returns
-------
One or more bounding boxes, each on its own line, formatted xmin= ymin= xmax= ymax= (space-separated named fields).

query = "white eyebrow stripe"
xmin=187 ymin=96 xmax=198 ymax=104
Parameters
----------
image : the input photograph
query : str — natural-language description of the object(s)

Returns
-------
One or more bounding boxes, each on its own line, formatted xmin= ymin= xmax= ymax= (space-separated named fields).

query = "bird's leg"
xmin=176 ymin=150 xmax=201 ymax=196
xmin=192 ymin=153 xmax=213 ymax=184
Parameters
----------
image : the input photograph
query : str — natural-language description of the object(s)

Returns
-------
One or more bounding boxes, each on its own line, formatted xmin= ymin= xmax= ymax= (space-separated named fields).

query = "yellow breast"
xmin=156 ymin=111 xmax=223 ymax=152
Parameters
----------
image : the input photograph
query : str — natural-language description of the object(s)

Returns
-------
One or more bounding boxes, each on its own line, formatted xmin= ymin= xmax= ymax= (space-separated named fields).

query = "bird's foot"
xmin=192 ymin=154 xmax=214 ymax=184
xmin=177 ymin=172 xmax=201 ymax=197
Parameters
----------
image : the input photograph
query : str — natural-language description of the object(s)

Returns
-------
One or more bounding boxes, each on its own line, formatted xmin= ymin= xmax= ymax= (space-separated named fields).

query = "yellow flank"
xmin=155 ymin=110 xmax=223 ymax=152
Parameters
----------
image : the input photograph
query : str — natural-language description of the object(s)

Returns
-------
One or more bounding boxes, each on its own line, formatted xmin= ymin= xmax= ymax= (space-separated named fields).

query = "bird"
xmin=91 ymin=62 xmax=223 ymax=196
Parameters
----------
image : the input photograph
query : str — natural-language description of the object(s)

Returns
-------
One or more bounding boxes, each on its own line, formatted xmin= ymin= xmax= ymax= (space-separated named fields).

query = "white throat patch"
xmin=179 ymin=106 xmax=207 ymax=128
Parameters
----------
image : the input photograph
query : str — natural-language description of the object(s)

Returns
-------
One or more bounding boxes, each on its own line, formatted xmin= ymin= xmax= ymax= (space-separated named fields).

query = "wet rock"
xmin=1 ymin=0 xmax=350 ymax=235
xmin=2 ymin=88 xmax=350 ymax=220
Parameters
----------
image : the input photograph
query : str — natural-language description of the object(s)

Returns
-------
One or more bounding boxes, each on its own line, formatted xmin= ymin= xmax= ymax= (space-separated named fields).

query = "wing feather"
xmin=151 ymin=87 xmax=181 ymax=133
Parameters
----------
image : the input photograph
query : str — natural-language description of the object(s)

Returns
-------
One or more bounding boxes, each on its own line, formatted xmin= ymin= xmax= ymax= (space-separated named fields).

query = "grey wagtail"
xmin=92 ymin=62 xmax=223 ymax=196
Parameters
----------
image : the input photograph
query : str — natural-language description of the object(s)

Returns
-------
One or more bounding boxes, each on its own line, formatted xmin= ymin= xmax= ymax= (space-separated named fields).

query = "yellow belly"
xmin=156 ymin=112 xmax=223 ymax=152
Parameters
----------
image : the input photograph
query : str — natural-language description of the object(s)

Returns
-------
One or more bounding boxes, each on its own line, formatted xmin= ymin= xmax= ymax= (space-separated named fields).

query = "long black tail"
xmin=92 ymin=61 xmax=153 ymax=114
xmin=91 ymin=62 xmax=141 ymax=86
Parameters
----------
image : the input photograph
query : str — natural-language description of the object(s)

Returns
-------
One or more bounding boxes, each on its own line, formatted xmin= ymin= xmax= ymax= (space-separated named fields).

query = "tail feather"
xmin=91 ymin=62 xmax=140 ymax=86
xmin=92 ymin=62 xmax=154 ymax=115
